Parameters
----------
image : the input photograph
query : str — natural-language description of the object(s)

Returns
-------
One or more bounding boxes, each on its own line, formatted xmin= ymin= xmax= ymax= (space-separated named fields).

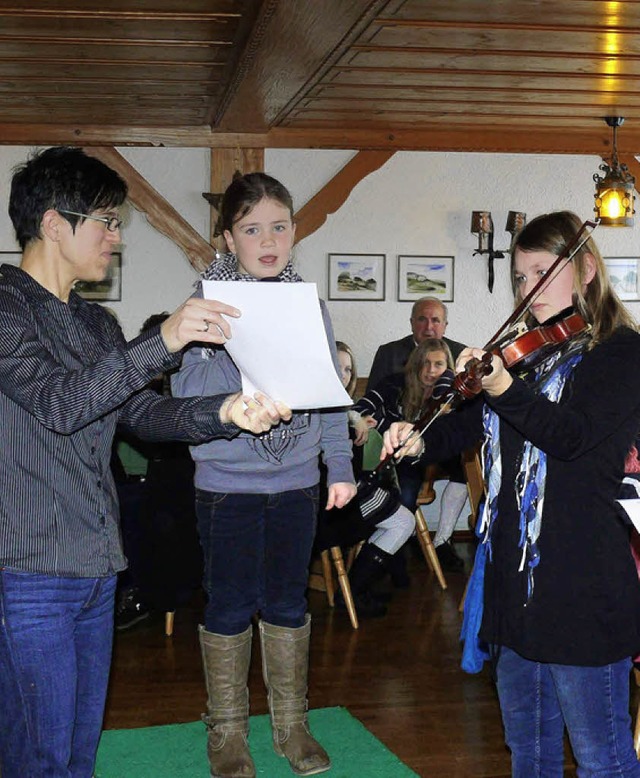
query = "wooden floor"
xmin=104 ymin=541 xmax=587 ymax=777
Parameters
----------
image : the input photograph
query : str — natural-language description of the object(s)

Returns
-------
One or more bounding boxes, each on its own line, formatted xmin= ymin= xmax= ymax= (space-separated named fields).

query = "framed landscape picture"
xmin=604 ymin=257 xmax=640 ymax=301
xmin=0 ymin=250 xmax=122 ymax=302
xmin=327 ymin=253 xmax=385 ymax=301
xmin=397 ymin=255 xmax=454 ymax=302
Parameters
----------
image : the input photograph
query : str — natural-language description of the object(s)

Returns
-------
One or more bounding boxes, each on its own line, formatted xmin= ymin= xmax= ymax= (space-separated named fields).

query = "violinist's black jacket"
xmin=419 ymin=326 xmax=640 ymax=666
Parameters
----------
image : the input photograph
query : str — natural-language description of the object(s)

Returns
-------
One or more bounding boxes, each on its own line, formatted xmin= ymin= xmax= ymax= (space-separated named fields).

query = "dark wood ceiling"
xmin=2 ymin=0 xmax=640 ymax=156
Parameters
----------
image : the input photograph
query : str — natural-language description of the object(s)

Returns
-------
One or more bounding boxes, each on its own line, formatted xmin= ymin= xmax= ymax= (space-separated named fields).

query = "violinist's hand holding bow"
xmin=382 ymin=421 xmax=424 ymax=461
xmin=456 ymin=348 xmax=513 ymax=398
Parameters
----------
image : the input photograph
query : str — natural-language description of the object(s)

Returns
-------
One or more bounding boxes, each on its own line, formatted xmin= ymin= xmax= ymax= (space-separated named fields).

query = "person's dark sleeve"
xmin=419 ymin=395 xmax=485 ymax=465
xmin=0 ymin=288 xmax=180 ymax=435
xmin=487 ymin=330 xmax=640 ymax=460
xmin=118 ymin=389 xmax=240 ymax=443
xmin=354 ymin=374 xmax=403 ymax=435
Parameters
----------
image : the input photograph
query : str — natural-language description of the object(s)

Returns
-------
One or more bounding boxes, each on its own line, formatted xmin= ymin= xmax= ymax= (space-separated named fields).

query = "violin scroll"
xmin=452 ymin=352 xmax=494 ymax=400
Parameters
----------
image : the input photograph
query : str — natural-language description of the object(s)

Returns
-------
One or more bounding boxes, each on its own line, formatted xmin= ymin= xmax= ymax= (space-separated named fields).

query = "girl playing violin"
xmin=384 ymin=211 xmax=640 ymax=776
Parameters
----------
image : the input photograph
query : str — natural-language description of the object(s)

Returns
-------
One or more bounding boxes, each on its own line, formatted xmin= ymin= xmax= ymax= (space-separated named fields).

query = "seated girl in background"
xmin=173 ymin=173 xmax=356 ymax=778
xmin=352 ymin=338 xmax=468 ymax=572
xmin=319 ymin=341 xmax=415 ymax=617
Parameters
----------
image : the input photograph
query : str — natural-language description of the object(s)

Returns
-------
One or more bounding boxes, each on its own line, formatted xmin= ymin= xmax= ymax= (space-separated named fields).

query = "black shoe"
xmin=369 ymin=584 xmax=394 ymax=603
xmin=349 ymin=543 xmax=393 ymax=594
xmin=387 ymin=549 xmax=410 ymax=589
xmin=115 ymin=587 xmax=150 ymax=630
xmin=435 ymin=541 xmax=464 ymax=573
xmin=336 ymin=589 xmax=387 ymax=618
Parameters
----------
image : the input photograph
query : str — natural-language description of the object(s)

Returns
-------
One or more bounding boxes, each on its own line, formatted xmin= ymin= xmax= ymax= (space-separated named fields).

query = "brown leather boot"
xmin=199 ymin=624 xmax=256 ymax=778
xmin=259 ymin=615 xmax=330 ymax=776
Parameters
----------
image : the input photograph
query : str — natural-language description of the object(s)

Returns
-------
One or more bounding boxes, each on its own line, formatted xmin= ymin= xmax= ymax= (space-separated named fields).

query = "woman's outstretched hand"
xmin=220 ymin=391 xmax=292 ymax=434
xmin=161 ymin=297 xmax=241 ymax=353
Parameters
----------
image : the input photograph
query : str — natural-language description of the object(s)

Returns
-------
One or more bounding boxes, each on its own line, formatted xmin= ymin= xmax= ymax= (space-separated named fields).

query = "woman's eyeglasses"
xmin=58 ymin=209 xmax=122 ymax=232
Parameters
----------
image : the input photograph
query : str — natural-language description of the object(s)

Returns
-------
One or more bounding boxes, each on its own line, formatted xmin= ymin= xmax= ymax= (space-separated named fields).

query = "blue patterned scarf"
xmin=461 ymin=341 xmax=587 ymax=673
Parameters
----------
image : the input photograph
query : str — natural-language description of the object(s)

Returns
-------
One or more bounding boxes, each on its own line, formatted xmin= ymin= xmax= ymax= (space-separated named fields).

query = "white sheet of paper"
xmin=202 ymin=280 xmax=352 ymax=410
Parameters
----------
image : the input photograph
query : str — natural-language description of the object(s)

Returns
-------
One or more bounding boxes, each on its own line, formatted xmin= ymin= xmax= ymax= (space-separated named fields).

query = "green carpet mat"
xmin=95 ymin=706 xmax=418 ymax=777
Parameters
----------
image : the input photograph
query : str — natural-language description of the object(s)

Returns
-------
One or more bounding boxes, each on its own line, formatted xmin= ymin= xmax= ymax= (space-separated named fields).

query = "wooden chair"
xmin=415 ymin=444 xmax=486 ymax=596
xmin=319 ymin=429 xmax=388 ymax=630
xmin=320 ymin=545 xmax=359 ymax=629
xmin=415 ymin=463 xmax=448 ymax=590
xmin=459 ymin=445 xmax=485 ymax=611
xmin=461 ymin=443 xmax=485 ymax=532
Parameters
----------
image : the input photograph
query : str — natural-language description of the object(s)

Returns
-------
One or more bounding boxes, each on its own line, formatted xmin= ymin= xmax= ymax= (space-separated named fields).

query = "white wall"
xmin=1 ymin=145 xmax=639 ymax=362
xmin=265 ymin=149 xmax=640 ymax=376
xmin=0 ymin=146 xmax=209 ymax=338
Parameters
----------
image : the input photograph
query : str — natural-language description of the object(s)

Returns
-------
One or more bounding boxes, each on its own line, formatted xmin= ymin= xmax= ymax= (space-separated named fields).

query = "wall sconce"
xmin=593 ymin=116 xmax=635 ymax=227
xmin=471 ymin=210 xmax=526 ymax=292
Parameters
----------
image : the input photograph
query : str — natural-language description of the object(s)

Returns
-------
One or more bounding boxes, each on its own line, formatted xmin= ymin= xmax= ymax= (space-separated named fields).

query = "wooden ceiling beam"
xmin=207 ymin=147 xmax=264 ymax=248
xmin=294 ymin=150 xmax=395 ymax=243
xmin=0 ymin=124 xmax=630 ymax=156
xmin=84 ymin=146 xmax=215 ymax=272
xmin=216 ymin=0 xmax=389 ymax=131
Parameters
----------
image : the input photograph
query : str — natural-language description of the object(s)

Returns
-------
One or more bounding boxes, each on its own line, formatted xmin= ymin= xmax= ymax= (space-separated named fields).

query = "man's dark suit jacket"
xmin=367 ymin=334 xmax=465 ymax=391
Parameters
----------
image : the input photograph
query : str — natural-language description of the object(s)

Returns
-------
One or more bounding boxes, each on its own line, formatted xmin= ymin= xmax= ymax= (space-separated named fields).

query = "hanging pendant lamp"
xmin=593 ymin=116 xmax=635 ymax=227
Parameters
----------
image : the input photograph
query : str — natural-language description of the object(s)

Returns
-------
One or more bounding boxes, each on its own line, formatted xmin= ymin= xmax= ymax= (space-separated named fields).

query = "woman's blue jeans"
xmin=495 ymin=645 xmax=640 ymax=777
xmin=195 ymin=486 xmax=319 ymax=635
xmin=0 ymin=569 xmax=116 ymax=778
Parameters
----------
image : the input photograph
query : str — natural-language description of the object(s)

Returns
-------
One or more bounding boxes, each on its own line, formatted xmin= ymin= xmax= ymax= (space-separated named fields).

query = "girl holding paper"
xmin=172 ymin=172 xmax=355 ymax=778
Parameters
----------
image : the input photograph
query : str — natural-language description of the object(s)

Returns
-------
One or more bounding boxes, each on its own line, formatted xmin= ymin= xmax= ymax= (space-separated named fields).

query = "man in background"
xmin=367 ymin=296 xmax=465 ymax=390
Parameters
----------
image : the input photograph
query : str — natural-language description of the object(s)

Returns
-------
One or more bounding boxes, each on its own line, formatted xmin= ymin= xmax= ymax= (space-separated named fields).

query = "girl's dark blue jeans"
xmin=195 ymin=486 xmax=319 ymax=635
xmin=495 ymin=645 xmax=640 ymax=777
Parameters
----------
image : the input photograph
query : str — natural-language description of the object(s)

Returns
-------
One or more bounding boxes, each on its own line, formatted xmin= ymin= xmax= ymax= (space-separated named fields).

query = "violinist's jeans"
xmin=368 ymin=504 xmax=416 ymax=555
xmin=196 ymin=486 xmax=319 ymax=635
xmin=495 ymin=646 xmax=640 ymax=777
xmin=0 ymin=570 xmax=116 ymax=778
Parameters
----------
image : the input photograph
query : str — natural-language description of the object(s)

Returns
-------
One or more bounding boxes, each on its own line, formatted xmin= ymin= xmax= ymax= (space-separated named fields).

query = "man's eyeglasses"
xmin=58 ymin=209 xmax=123 ymax=232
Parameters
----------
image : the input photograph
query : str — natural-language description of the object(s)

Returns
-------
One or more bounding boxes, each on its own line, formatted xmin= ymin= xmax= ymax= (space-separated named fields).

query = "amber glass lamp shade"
xmin=594 ymin=172 xmax=635 ymax=227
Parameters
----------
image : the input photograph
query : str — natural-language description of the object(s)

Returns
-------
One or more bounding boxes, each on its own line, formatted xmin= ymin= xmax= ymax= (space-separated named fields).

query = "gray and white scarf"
xmin=201 ymin=251 xmax=303 ymax=283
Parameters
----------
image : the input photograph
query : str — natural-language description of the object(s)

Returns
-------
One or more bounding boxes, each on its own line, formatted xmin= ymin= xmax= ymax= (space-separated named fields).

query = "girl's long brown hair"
xmin=511 ymin=211 xmax=637 ymax=344
xmin=335 ymin=341 xmax=358 ymax=398
xmin=402 ymin=338 xmax=454 ymax=421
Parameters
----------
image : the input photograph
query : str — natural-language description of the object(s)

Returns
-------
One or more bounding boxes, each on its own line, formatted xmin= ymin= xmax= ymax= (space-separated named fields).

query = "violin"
xmin=489 ymin=311 xmax=590 ymax=370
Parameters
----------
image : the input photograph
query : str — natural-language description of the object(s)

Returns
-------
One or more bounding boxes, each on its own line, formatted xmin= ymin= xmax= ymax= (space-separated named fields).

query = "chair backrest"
xmin=461 ymin=444 xmax=485 ymax=528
